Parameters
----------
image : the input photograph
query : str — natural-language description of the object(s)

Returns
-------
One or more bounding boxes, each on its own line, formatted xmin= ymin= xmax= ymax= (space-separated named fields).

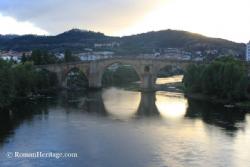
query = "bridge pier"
xmin=61 ymin=79 xmax=68 ymax=88
xmin=137 ymin=92 xmax=159 ymax=116
xmin=88 ymin=62 xmax=102 ymax=89
xmin=55 ymin=72 xmax=64 ymax=88
xmin=88 ymin=77 xmax=102 ymax=89
xmin=55 ymin=71 xmax=69 ymax=89
xmin=140 ymin=73 xmax=156 ymax=92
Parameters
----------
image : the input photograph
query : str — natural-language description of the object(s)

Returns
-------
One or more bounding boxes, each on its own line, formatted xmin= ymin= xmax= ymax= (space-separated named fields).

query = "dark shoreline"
xmin=185 ymin=93 xmax=250 ymax=112
xmin=156 ymin=81 xmax=250 ymax=112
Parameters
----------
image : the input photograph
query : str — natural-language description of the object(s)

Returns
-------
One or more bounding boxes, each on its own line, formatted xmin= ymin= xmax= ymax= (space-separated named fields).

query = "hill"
xmin=0 ymin=29 xmax=246 ymax=59
xmin=0 ymin=29 xmax=114 ymax=52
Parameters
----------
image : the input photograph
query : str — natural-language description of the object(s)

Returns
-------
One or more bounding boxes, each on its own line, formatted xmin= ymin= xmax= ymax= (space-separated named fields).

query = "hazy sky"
xmin=0 ymin=0 xmax=250 ymax=43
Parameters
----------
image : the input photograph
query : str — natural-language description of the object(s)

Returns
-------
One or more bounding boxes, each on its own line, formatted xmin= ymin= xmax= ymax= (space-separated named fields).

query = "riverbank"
xmin=156 ymin=80 xmax=250 ymax=112
xmin=186 ymin=93 xmax=250 ymax=112
xmin=0 ymin=87 xmax=59 ymax=112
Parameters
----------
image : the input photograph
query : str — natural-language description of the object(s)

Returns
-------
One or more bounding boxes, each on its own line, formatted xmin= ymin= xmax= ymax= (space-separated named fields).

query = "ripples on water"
xmin=0 ymin=86 xmax=250 ymax=167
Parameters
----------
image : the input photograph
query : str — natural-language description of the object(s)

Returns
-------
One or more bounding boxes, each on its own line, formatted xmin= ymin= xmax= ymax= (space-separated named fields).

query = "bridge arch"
xmin=97 ymin=61 xmax=143 ymax=88
xmin=62 ymin=67 xmax=89 ymax=89
xmin=153 ymin=62 xmax=188 ymax=85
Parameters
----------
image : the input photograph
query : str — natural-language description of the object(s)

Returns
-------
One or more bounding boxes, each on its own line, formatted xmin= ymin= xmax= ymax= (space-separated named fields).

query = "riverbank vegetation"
xmin=0 ymin=60 xmax=58 ymax=109
xmin=183 ymin=57 xmax=249 ymax=102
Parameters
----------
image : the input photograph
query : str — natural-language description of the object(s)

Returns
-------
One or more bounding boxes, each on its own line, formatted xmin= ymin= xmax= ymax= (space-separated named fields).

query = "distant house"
xmin=94 ymin=42 xmax=120 ymax=48
xmin=193 ymin=57 xmax=204 ymax=61
xmin=84 ymin=48 xmax=93 ymax=52
xmin=55 ymin=53 xmax=65 ymax=60
xmin=76 ymin=51 xmax=114 ymax=61
xmin=205 ymin=49 xmax=218 ymax=55
xmin=0 ymin=50 xmax=22 ymax=63
xmin=195 ymin=51 xmax=202 ymax=56
xmin=156 ymin=48 xmax=192 ymax=60
xmin=246 ymin=41 xmax=250 ymax=61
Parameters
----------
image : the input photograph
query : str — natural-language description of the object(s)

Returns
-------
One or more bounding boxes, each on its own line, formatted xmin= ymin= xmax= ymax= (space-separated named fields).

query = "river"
xmin=0 ymin=77 xmax=250 ymax=167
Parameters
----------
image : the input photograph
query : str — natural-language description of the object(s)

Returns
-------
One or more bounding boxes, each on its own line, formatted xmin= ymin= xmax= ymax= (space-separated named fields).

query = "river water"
xmin=0 ymin=79 xmax=250 ymax=167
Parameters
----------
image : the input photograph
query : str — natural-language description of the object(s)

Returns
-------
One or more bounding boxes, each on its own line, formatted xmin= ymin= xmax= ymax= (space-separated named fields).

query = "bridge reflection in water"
xmin=83 ymin=88 xmax=187 ymax=120
xmin=0 ymin=87 xmax=248 ymax=148
xmin=60 ymin=87 xmax=247 ymax=132
xmin=1 ymin=89 xmax=250 ymax=167
xmin=156 ymin=92 xmax=187 ymax=119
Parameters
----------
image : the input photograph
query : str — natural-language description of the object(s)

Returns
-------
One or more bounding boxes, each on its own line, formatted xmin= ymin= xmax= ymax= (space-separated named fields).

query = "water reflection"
xmin=185 ymin=99 xmax=246 ymax=133
xmin=0 ymin=100 xmax=52 ymax=146
xmin=86 ymin=90 xmax=107 ymax=116
xmin=1 ymin=87 xmax=250 ymax=167
xmin=156 ymin=75 xmax=183 ymax=85
xmin=58 ymin=87 xmax=248 ymax=130
xmin=102 ymin=88 xmax=141 ymax=119
xmin=156 ymin=91 xmax=187 ymax=119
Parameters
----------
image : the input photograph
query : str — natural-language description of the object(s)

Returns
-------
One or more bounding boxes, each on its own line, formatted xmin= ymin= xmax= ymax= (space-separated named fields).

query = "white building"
xmin=76 ymin=51 xmax=114 ymax=61
xmin=0 ymin=50 xmax=22 ymax=63
xmin=246 ymin=41 xmax=250 ymax=61
xmin=55 ymin=53 xmax=65 ymax=60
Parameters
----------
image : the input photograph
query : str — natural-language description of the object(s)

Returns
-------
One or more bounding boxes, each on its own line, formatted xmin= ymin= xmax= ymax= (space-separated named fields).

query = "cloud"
xmin=1 ymin=0 xmax=249 ymax=42
xmin=0 ymin=13 xmax=48 ymax=35
xmin=0 ymin=0 xmax=163 ymax=35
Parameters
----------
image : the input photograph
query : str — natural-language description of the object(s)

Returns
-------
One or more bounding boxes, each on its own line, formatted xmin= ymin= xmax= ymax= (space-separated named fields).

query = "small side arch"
xmin=62 ymin=67 xmax=89 ymax=89
xmin=154 ymin=63 xmax=185 ymax=85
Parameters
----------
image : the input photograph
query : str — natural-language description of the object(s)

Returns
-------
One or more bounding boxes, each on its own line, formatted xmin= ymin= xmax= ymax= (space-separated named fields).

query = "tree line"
xmin=183 ymin=57 xmax=249 ymax=101
xmin=0 ymin=48 xmax=86 ymax=109
xmin=0 ymin=60 xmax=58 ymax=109
xmin=21 ymin=49 xmax=80 ymax=65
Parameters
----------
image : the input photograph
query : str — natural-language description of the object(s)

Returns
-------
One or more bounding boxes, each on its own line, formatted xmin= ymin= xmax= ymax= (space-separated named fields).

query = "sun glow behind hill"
xmin=0 ymin=0 xmax=249 ymax=42
xmin=115 ymin=0 xmax=250 ymax=43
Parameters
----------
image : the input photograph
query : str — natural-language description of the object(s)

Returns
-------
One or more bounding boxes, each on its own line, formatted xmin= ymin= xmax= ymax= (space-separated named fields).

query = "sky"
xmin=0 ymin=0 xmax=250 ymax=43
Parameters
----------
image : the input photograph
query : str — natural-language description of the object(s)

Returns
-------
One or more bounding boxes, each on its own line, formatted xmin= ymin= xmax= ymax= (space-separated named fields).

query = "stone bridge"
xmin=36 ymin=58 xmax=192 ymax=91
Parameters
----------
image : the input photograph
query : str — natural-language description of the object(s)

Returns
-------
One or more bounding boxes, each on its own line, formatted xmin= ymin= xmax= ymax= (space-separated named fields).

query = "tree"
xmin=64 ymin=50 xmax=80 ymax=63
xmin=31 ymin=49 xmax=43 ymax=65
xmin=64 ymin=50 xmax=72 ymax=63
xmin=183 ymin=56 xmax=248 ymax=101
xmin=183 ymin=64 xmax=203 ymax=93
xmin=0 ymin=60 xmax=15 ymax=108
xmin=21 ymin=53 xmax=27 ymax=63
xmin=0 ymin=60 xmax=59 ymax=109
xmin=12 ymin=62 xmax=36 ymax=97
xmin=30 ymin=49 xmax=58 ymax=65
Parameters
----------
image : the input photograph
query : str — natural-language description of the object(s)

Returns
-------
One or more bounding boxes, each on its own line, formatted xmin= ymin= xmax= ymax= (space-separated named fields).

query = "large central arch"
xmin=99 ymin=61 xmax=142 ymax=86
xmin=96 ymin=60 xmax=144 ymax=89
